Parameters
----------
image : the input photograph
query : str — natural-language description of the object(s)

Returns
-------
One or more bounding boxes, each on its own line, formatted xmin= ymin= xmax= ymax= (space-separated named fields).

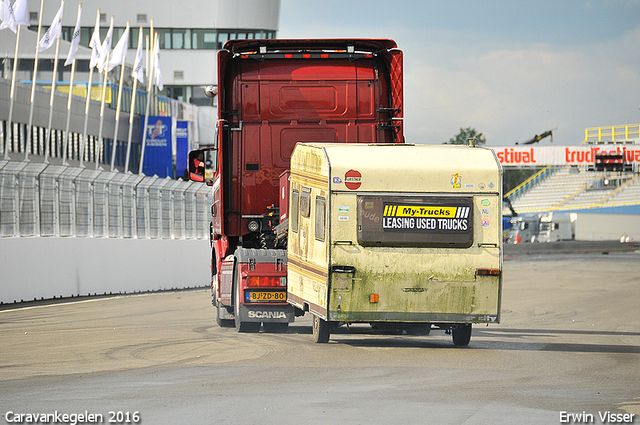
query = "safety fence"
xmin=584 ymin=124 xmax=640 ymax=143
xmin=0 ymin=159 xmax=211 ymax=240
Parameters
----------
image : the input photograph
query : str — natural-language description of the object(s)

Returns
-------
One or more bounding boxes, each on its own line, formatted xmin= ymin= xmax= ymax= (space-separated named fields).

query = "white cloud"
xmin=404 ymin=29 xmax=640 ymax=146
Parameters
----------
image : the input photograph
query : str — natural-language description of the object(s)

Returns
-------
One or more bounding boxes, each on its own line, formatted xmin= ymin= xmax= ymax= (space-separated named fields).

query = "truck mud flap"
xmin=237 ymin=303 xmax=295 ymax=323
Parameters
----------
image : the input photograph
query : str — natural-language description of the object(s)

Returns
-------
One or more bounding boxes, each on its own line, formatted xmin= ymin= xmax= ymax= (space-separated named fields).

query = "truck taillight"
xmin=476 ymin=268 xmax=501 ymax=277
xmin=246 ymin=276 xmax=287 ymax=287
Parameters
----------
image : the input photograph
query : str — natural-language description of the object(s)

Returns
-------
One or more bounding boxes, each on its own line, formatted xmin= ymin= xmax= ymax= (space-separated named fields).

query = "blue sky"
xmin=279 ymin=0 xmax=640 ymax=145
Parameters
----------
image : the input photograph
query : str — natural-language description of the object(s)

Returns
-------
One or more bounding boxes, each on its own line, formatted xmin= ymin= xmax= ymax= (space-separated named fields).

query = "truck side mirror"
xmin=188 ymin=149 xmax=206 ymax=182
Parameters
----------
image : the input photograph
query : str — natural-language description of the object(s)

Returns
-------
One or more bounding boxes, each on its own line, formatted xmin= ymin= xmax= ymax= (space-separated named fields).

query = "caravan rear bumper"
xmin=327 ymin=311 xmax=499 ymax=324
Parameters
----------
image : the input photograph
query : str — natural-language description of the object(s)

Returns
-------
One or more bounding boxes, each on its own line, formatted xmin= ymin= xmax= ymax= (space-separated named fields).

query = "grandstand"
xmin=510 ymin=167 xmax=639 ymax=213
xmin=507 ymin=128 xmax=640 ymax=215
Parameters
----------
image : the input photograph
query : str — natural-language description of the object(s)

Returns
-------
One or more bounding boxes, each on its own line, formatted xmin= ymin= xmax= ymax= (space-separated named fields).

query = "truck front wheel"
xmin=312 ymin=315 xmax=331 ymax=343
xmin=216 ymin=305 xmax=234 ymax=328
xmin=452 ymin=324 xmax=472 ymax=346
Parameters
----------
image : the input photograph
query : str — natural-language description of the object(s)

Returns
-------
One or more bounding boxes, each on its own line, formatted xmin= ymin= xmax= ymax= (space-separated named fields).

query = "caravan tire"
xmin=452 ymin=324 xmax=472 ymax=346
xmin=312 ymin=315 xmax=331 ymax=343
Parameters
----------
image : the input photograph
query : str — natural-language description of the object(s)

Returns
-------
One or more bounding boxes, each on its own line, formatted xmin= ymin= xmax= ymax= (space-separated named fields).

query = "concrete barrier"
xmin=0 ymin=237 xmax=211 ymax=304
xmin=504 ymin=240 xmax=639 ymax=256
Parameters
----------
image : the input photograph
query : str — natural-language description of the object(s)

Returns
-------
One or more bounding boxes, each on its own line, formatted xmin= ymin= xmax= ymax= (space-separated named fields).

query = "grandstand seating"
xmin=511 ymin=166 xmax=639 ymax=213
xmin=605 ymin=177 xmax=640 ymax=206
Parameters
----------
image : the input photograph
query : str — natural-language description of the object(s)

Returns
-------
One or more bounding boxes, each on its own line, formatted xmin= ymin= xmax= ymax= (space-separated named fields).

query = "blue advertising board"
xmin=176 ymin=121 xmax=189 ymax=179
xmin=141 ymin=116 xmax=172 ymax=178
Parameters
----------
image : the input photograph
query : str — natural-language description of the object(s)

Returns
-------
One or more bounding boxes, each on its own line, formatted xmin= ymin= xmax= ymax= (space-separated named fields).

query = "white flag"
xmin=131 ymin=29 xmax=144 ymax=84
xmin=0 ymin=0 xmax=17 ymax=32
xmin=89 ymin=13 xmax=101 ymax=69
xmin=38 ymin=1 xmax=65 ymax=52
xmin=153 ymin=35 xmax=163 ymax=90
xmin=13 ymin=0 xmax=28 ymax=26
xmin=97 ymin=18 xmax=113 ymax=73
xmin=107 ymin=25 xmax=129 ymax=72
xmin=64 ymin=5 xmax=81 ymax=66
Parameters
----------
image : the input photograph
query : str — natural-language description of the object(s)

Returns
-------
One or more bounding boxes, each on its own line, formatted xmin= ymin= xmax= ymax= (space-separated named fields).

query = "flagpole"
xmin=80 ymin=8 xmax=100 ymax=168
xmin=95 ymin=14 xmax=113 ymax=169
xmin=125 ymin=27 xmax=143 ymax=174
xmin=80 ymin=65 xmax=94 ymax=167
xmin=139 ymin=31 xmax=157 ymax=175
xmin=44 ymin=0 xmax=64 ymax=164
xmin=63 ymin=2 xmax=81 ymax=165
xmin=147 ymin=19 xmax=153 ymax=85
xmin=124 ymin=75 xmax=138 ymax=173
xmin=4 ymin=24 xmax=21 ymax=160
xmin=108 ymin=57 xmax=126 ymax=171
xmin=25 ymin=0 xmax=46 ymax=162
xmin=110 ymin=21 xmax=129 ymax=172
xmin=95 ymin=49 xmax=110 ymax=169
xmin=43 ymin=35 xmax=61 ymax=163
xmin=62 ymin=58 xmax=75 ymax=165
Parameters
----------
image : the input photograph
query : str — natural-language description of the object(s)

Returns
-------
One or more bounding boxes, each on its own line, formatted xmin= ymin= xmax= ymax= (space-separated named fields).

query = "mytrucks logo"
xmin=344 ymin=169 xmax=362 ymax=190
xmin=247 ymin=311 xmax=287 ymax=319
xmin=382 ymin=204 xmax=471 ymax=232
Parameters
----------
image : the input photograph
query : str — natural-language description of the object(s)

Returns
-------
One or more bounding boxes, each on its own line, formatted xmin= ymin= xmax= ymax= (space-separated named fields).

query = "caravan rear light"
xmin=246 ymin=276 xmax=286 ymax=287
xmin=476 ymin=268 xmax=501 ymax=277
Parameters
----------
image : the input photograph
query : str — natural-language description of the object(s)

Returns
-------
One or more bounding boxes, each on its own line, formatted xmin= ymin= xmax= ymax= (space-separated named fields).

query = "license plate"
xmin=246 ymin=291 xmax=287 ymax=302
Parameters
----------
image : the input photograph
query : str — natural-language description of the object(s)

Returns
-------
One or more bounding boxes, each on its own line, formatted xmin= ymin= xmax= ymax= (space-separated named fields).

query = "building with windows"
xmin=1 ymin=0 xmax=280 ymax=106
xmin=0 ymin=0 xmax=279 ymax=169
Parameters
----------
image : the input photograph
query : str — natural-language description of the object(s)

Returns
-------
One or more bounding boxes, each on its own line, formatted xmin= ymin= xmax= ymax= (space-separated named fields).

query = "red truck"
xmin=189 ymin=39 xmax=404 ymax=332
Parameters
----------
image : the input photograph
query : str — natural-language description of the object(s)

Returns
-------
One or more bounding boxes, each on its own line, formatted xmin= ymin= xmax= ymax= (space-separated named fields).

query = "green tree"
xmin=446 ymin=127 xmax=486 ymax=146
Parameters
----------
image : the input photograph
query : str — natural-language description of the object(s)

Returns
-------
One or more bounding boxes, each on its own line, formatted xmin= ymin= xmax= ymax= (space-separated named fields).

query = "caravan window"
xmin=300 ymin=189 xmax=311 ymax=218
xmin=291 ymin=190 xmax=300 ymax=232
xmin=315 ymin=196 xmax=326 ymax=241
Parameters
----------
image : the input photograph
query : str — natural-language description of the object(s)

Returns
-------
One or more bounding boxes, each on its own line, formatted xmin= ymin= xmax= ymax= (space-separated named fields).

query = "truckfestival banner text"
xmin=489 ymin=145 xmax=640 ymax=166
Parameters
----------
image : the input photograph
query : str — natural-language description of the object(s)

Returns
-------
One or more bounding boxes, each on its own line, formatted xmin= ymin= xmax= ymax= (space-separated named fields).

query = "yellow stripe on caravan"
xmin=288 ymin=260 xmax=328 ymax=282
xmin=287 ymin=253 xmax=328 ymax=280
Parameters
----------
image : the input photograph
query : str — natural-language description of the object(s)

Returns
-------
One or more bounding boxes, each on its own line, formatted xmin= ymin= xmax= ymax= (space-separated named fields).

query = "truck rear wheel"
xmin=312 ymin=315 xmax=331 ymax=343
xmin=452 ymin=324 xmax=472 ymax=346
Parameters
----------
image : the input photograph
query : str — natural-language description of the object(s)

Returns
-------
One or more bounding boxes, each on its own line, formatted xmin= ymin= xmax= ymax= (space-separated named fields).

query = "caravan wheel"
xmin=312 ymin=315 xmax=331 ymax=343
xmin=452 ymin=324 xmax=472 ymax=346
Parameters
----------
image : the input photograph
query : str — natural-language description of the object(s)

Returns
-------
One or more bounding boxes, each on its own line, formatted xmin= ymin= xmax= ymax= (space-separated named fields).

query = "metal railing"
xmin=505 ymin=166 xmax=556 ymax=201
xmin=584 ymin=124 xmax=640 ymax=143
xmin=0 ymin=159 xmax=211 ymax=239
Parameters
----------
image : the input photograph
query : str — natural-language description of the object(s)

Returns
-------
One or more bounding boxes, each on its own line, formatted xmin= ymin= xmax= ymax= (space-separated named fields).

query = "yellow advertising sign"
xmin=51 ymin=85 xmax=111 ymax=102
xmin=383 ymin=205 xmax=458 ymax=218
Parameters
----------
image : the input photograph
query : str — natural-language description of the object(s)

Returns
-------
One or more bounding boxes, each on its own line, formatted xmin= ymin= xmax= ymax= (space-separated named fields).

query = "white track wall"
xmin=0 ymin=160 xmax=214 ymax=304
xmin=0 ymin=237 xmax=210 ymax=304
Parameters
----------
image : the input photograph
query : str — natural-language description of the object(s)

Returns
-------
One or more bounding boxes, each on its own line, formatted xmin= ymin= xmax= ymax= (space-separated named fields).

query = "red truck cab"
xmin=189 ymin=39 xmax=403 ymax=331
